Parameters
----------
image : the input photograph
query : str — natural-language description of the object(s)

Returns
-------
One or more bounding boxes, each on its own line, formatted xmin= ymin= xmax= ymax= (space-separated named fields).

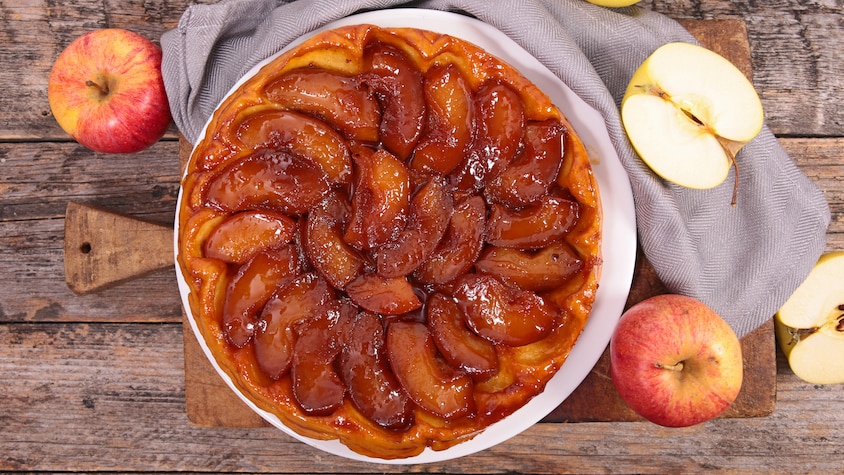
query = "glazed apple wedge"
xmin=775 ymin=252 xmax=844 ymax=384
xmin=621 ymin=42 xmax=764 ymax=197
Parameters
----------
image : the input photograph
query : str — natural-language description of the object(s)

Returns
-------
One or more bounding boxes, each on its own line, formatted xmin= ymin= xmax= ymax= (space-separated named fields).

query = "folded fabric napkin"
xmin=160 ymin=0 xmax=830 ymax=338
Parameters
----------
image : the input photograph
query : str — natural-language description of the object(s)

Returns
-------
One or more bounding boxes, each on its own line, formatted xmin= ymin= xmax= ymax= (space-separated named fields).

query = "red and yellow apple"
xmin=48 ymin=28 xmax=172 ymax=154
xmin=610 ymin=294 xmax=743 ymax=427
xmin=775 ymin=251 xmax=844 ymax=385
xmin=621 ymin=42 xmax=764 ymax=203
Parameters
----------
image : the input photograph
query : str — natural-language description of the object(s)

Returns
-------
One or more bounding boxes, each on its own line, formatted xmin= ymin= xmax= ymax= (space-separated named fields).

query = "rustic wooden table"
xmin=2 ymin=1 xmax=842 ymax=473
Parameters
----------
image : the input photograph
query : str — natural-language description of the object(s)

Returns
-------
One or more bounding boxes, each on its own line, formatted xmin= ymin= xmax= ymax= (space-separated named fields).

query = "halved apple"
xmin=775 ymin=251 xmax=844 ymax=385
xmin=621 ymin=42 xmax=764 ymax=202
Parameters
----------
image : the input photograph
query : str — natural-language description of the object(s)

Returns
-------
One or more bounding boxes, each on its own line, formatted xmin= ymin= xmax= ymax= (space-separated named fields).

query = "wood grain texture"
xmin=2 ymin=322 xmax=843 ymax=473
xmin=64 ymin=202 xmax=174 ymax=294
xmin=1 ymin=0 xmax=843 ymax=473
xmin=0 ymin=0 xmax=841 ymax=139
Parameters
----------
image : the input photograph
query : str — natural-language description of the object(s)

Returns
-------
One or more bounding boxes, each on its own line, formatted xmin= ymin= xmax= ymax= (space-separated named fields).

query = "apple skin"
xmin=775 ymin=251 xmax=844 ymax=385
xmin=610 ymin=294 xmax=743 ymax=428
xmin=584 ymin=0 xmax=640 ymax=7
xmin=48 ymin=28 xmax=172 ymax=154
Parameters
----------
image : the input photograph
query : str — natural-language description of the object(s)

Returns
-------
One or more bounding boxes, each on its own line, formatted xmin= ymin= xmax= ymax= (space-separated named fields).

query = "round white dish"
xmin=175 ymin=8 xmax=637 ymax=465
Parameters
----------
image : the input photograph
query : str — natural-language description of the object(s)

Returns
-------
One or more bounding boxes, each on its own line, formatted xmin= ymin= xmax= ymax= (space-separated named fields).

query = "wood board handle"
xmin=63 ymin=202 xmax=174 ymax=294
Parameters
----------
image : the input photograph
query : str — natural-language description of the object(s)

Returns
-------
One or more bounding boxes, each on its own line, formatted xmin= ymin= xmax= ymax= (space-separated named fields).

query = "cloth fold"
xmin=160 ymin=0 xmax=830 ymax=338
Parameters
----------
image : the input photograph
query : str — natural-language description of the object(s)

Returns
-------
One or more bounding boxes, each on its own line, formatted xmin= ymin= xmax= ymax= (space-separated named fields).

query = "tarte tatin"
xmin=177 ymin=23 xmax=602 ymax=459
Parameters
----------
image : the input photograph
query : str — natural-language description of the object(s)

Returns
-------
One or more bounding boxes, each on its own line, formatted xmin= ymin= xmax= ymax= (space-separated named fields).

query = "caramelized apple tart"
xmin=177 ymin=24 xmax=602 ymax=459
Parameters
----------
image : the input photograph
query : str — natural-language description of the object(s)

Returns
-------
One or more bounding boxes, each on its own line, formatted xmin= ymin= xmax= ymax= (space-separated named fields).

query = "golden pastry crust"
xmin=177 ymin=24 xmax=602 ymax=460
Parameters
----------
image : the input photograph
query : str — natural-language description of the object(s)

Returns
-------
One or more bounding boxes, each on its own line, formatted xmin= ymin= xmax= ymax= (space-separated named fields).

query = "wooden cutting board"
xmin=63 ymin=18 xmax=775 ymax=427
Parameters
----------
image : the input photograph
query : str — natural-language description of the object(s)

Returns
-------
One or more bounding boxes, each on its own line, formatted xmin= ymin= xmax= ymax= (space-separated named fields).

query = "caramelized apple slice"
xmin=428 ymin=293 xmax=498 ymax=377
xmin=486 ymin=196 xmax=579 ymax=250
xmin=414 ymin=195 xmax=486 ymax=285
xmin=204 ymin=150 xmax=330 ymax=216
xmin=454 ymin=274 xmax=556 ymax=346
xmin=235 ymin=109 xmax=352 ymax=185
xmin=344 ymin=147 xmax=410 ymax=250
xmin=411 ymin=64 xmax=474 ymax=175
xmin=253 ymin=273 xmax=333 ymax=380
xmin=345 ymin=273 xmax=422 ymax=315
xmin=361 ymin=45 xmax=426 ymax=160
xmin=486 ymin=120 xmax=565 ymax=208
xmin=305 ymin=190 xmax=364 ymax=289
xmin=203 ymin=210 xmax=296 ymax=264
xmin=290 ymin=300 xmax=353 ymax=415
xmin=386 ymin=321 xmax=474 ymax=420
xmin=474 ymin=241 xmax=584 ymax=292
xmin=377 ymin=176 xmax=453 ymax=278
xmin=338 ymin=311 xmax=413 ymax=429
xmin=451 ymin=81 xmax=525 ymax=194
xmin=222 ymin=246 xmax=301 ymax=348
xmin=264 ymin=69 xmax=381 ymax=142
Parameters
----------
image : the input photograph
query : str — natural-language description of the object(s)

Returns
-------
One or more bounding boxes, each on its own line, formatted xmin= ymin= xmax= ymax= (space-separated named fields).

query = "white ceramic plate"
xmin=176 ymin=8 xmax=637 ymax=465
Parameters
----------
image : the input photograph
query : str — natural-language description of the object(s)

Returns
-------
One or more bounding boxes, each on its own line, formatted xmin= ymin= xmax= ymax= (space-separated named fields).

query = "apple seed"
xmin=643 ymin=84 xmax=741 ymax=206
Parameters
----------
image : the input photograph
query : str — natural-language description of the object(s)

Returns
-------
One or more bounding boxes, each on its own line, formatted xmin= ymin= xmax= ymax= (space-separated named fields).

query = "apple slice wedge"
xmin=775 ymin=251 xmax=844 ymax=384
xmin=621 ymin=42 xmax=764 ymax=203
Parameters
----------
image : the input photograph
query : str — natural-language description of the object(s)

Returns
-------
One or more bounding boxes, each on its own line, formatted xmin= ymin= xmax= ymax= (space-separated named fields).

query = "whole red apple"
xmin=609 ymin=294 xmax=743 ymax=427
xmin=48 ymin=28 xmax=172 ymax=154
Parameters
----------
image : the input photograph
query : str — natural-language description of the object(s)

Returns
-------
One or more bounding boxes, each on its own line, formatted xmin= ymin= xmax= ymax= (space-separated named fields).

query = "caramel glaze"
xmin=178 ymin=24 xmax=602 ymax=460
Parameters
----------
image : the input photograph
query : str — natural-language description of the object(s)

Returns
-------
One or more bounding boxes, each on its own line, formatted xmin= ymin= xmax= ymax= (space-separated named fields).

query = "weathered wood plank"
xmin=0 ymin=1 xmax=841 ymax=139
xmin=2 ymin=322 xmax=843 ymax=473
xmin=0 ymin=216 xmax=182 ymax=323
xmin=1 ymin=137 xmax=840 ymax=324
xmin=0 ymin=141 xmax=180 ymax=223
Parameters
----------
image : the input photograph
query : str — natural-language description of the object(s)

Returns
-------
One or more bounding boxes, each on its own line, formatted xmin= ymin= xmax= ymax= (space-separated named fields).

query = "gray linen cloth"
xmin=160 ymin=0 xmax=830 ymax=338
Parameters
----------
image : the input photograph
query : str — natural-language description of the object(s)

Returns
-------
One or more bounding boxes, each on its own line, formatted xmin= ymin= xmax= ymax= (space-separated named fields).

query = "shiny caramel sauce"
xmin=178 ymin=25 xmax=601 ymax=459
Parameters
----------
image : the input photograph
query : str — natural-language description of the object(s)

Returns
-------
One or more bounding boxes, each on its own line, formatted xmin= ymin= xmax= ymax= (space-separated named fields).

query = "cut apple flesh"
xmin=621 ymin=42 xmax=764 ymax=190
xmin=776 ymin=252 xmax=844 ymax=329
xmin=233 ymin=108 xmax=352 ymax=185
xmin=411 ymin=64 xmax=475 ymax=176
xmin=343 ymin=147 xmax=410 ymax=250
xmin=338 ymin=311 xmax=414 ymax=430
xmin=376 ymin=176 xmax=453 ymax=278
xmin=203 ymin=210 xmax=297 ymax=264
xmin=386 ymin=321 xmax=475 ymax=420
xmin=776 ymin=322 xmax=844 ymax=385
xmin=264 ymin=69 xmax=381 ymax=143
xmin=775 ymin=252 xmax=844 ymax=384
xmin=622 ymin=95 xmax=732 ymax=188
xmin=204 ymin=150 xmax=330 ymax=215
xmin=222 ymin=246 xmax=301 ymax=348
xmin=290 ymin=301 xmax=350 ymax=415
xmin=253 ymin=273 xmax=333 ymax=380
xmin=304 ymin=190 xmax=364 ymax=289
xmin=360 ymin=44 xmax=426 ymax=161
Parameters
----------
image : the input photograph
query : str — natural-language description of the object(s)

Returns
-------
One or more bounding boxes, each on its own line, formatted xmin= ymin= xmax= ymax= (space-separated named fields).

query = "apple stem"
xmin=85 ymin=79 xmax=109 ymax=97
xmin=790 ymin=327 xmax=819 ymax=345
xmin=655 ymin=361 xmax=684 ymax=372
xmin=724 ymin=147 xmax=739 ymax=207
